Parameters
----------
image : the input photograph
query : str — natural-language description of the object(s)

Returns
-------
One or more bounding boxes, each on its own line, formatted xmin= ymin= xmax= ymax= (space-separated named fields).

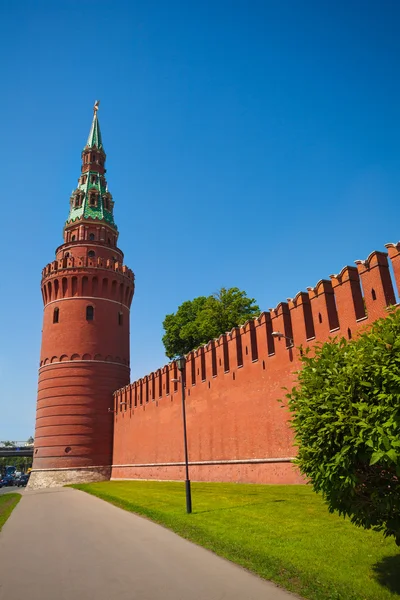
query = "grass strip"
xmin=0 ymin=493 xmax=20 ymax=532
xmin=71 ymin=481 xmax=400 ymax=600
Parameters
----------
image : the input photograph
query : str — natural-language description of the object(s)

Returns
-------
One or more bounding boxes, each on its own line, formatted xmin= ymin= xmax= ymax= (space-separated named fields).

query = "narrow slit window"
xmin=89 ymin=233 xmax=95 ymax=241
xmin=201 ymin=349 xmax=206 ymax=381
xmin=86 ymin=305 xmax=94 ymax=321
xmin=371 ymin=288 xmax=377 ymax=301
xmin=166 ymin=369 xmax=170 ymax=395
xmin=191 ymin=356 xmax=196 ymax=385
xmin=53 ymin=307 xmax=59 ymax=323
xmin=236 ymin=331 xmax=243 ymax=367
xmin=211 ymin=344 xmax=217 ymax=376
xmin=118 ymin=311 xmax=123 ymax=325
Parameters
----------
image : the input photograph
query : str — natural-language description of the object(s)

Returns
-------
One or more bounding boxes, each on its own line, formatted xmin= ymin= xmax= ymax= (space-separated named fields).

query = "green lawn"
xmin=72 ymin=481 xmax=400 ymax=600
xmin=0 ymin=493 xmax=20 ymax=532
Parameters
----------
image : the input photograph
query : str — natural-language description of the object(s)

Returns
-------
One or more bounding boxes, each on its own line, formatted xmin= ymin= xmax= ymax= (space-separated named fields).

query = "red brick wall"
xmin=112 ymin=245 xmax=399 ymax=484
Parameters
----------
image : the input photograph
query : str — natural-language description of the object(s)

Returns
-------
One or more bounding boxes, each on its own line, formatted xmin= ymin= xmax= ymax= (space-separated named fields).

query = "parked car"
xmin=0 ymin=475 xmax=15 ymax=488
xmin=17 ymin=474 xmax=30 ymax=487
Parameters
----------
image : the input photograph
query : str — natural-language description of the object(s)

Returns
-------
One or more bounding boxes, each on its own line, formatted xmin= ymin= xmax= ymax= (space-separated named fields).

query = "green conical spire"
xmin=86 ymin=100 xmax=103 ymax=149
xmin=65 ymin=102 xmax=117 ymax=230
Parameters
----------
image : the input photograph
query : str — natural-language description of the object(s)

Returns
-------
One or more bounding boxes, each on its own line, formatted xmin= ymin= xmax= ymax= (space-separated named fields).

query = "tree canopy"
xmin=286 ymin=308 xmax=400 ymax=545
xmin=162 ymin=287 xmax=260 ymax=359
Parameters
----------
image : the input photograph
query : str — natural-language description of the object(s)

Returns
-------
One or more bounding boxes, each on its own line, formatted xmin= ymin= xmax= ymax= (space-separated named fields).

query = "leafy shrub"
xmin=287 ymin=308 xmax=400 ymax=544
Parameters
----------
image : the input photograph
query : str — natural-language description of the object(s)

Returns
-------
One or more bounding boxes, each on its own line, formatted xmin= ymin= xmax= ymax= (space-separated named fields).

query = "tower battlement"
xmin=41 ymin=257 xmax=134 ymax=281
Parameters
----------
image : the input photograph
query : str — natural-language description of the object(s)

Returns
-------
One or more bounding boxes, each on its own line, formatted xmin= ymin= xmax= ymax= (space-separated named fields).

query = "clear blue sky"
xmin=0 ymin=0 xmax=399 ymax=440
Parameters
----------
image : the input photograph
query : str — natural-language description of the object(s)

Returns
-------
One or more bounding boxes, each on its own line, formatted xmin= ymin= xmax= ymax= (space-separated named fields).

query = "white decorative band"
xmin=44 ymin=296 xmax=130 ymax=310
xmin=112 ymin=458 xmax=295 ymax=468
xmin=30 ymin=465 xmax=110 ymax=472
xmin=39 ymin=359 xmax=129 ymax=371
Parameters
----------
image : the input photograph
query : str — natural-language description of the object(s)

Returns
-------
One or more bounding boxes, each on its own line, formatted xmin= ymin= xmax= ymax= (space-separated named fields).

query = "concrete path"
xmin=0 ymin=487 xmax=298 ymax=600
xmin=0 ymin=485 xmax=19 ymax=495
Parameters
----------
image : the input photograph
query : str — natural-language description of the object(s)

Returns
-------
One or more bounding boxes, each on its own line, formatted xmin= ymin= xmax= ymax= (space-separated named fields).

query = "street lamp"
xmin=271 ymin=331 xmax=294 ymax=346
xmin=176 ymin=355 xmax=192 ymax=514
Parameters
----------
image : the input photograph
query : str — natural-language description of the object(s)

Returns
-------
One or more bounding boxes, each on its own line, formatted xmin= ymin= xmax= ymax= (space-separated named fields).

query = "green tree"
xmin=286 ymin=308 xmax=400 ymax=545
xmin=162 ymin=287 xmax=260 ymax=359
xmin=162 ymin=296 xmax=208 ymax=359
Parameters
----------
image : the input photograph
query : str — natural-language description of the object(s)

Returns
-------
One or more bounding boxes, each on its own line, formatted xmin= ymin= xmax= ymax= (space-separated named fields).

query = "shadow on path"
xmin=372 ymin=554 xmax=400 ymax=594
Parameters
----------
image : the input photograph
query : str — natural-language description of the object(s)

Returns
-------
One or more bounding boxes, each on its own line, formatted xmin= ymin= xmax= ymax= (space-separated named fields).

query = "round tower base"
xmin=28 ymin=466 xmax=111 ymax=489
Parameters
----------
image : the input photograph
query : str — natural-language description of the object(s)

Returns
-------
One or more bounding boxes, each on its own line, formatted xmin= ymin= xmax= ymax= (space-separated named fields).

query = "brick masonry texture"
xmin=111 ymin=243 xmax=400 ymax=484
xmin=32 ymin=243 xmax=134 ymax=486
xmin=31 ymin=108 xmax=136 ymax=488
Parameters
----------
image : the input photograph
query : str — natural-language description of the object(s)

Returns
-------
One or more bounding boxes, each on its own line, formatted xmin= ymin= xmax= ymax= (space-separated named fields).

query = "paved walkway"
xmin=0 ymin=485 xmax=19 ymax=495
xmin=0 ymin=487 xmax=298 ymax=600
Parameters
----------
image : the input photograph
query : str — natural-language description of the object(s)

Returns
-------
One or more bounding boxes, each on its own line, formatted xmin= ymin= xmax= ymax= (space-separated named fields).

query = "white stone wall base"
xmin=28 ymin=467 xmax=111 ymax=489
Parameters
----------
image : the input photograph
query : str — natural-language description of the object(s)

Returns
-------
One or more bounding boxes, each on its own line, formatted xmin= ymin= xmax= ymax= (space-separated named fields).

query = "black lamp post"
xmin=176 ymin=355 xmax=192 ymax=514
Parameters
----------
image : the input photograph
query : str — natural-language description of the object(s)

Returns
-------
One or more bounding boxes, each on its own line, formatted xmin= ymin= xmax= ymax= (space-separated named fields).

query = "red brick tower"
xmin=30 ymin=102 xmax=134 ymax=488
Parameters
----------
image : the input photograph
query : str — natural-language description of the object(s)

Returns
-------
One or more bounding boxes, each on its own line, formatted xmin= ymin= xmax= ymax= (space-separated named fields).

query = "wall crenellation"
xmin=108 ymin=240 xmax=400 ymax=485
xmin=114 ymin=243 xmax=400 ymax=417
